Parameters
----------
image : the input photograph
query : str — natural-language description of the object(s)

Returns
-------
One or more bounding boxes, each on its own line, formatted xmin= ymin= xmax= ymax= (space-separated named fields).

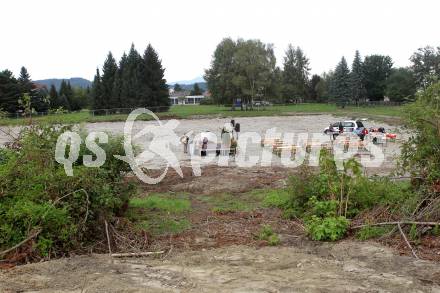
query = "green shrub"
xmin=306 ymin=216 xmax=349 ymax=241
xmin=0 ymin=124 xmax=134 ymax=258
xmin=401 ymin=82 xmax=440 ymax=183
xmin=306 ymin=196 xmax=338 ymax=218
xmin=285 ymin=149 xmax=412 ymax=223
xmin=258 ymin=224 xmax=280 ymax=245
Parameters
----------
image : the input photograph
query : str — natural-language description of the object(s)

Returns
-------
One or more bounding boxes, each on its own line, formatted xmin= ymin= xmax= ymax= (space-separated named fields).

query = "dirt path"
xmin=2 ymin=241 xmax=440 ymax=292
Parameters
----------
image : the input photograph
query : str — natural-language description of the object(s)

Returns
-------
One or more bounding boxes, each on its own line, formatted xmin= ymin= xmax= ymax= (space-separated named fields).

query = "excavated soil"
xmin=2 ymin=242 xmax=440 ymax=292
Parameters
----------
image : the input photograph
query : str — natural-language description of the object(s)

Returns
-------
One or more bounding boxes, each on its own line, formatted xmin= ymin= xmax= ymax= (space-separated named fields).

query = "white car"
xmin=324 ymin=120 xmax=367 ymax=139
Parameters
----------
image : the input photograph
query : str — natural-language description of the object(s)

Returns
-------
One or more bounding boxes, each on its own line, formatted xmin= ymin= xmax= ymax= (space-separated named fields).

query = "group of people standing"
xmin=218 ymin=119 xmax=240 ymax=156
xmin=180 ymin=119 xmax=240 ymax=157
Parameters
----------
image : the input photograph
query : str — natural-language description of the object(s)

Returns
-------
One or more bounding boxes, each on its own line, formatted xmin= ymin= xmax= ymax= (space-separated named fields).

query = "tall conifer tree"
xmin=92 ymin=68 xmax=103 ymax=110
xmin=140 ymin=44 xmax=169 ymax=109
xmin=350 ymin=50 xmax=366 ymax=104
xmin=101 ymin=52 xmax=118 ymax=109
xmin=49 ymin=84 xmax=59 ymax=108
xmin=332 ymin=57 xmax=351 ymax=106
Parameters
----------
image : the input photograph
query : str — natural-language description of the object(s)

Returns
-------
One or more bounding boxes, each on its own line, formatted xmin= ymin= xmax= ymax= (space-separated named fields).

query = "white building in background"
xmin=169 ymin=90 xmax=207 ymax=105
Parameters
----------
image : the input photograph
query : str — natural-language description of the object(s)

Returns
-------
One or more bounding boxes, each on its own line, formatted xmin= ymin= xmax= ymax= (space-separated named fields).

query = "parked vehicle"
xmin=324 ymin=120 xmax=367 ymax=140
xmin=253 ymin=100 xmax=271 ymax=106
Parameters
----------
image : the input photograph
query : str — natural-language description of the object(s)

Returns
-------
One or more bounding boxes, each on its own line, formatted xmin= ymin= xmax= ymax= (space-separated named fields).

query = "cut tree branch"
xmin=397 ymin=222 xmax=419 ymax=259
xmin=110 ymin=251 xmax=165 ymax=258
xmin=0 ymin=228 xmax=42 ymax=257
xmin=351 ymin=221 xmax=440 ymax=229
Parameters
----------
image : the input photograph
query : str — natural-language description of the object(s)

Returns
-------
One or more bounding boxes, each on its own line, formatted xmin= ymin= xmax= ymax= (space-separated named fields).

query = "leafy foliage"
xmin=363 ymin=55 xmax=393 ymax=101
xmin=205 ymin=38 xmax=278 ymax=107
xmin=0 ymin=125 xmax=134 ymax=258
xmin=282 ymin=149 xmax=412 ymax=241
xmin=401 ymin=82 xmax=440 ymax=183
xmin=410 ymin=46 xmax=440 ymax=89
xmin=306 ymin=215 xmax=349 ymax=241
xmin=385 ymin=68 xmax=417 ymax=102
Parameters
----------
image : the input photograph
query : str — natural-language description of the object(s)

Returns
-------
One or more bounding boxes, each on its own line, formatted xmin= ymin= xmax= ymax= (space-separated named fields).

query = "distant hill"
xmin=171 ymin=82 xmax=207 ymax=91
xmin=35 ymin=78 xmax=92 ymax=90
xmin=169 ymin=76 xmax=205 ymax=85
xmin=168 ymin=76 xmax=207 ymax=91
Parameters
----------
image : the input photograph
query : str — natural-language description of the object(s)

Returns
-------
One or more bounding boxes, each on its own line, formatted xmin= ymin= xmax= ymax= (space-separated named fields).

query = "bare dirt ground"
xmin=142 ymin=165 xmax=290 ymax=194
xmin=2 ymin=241 xmax=440 ymax=293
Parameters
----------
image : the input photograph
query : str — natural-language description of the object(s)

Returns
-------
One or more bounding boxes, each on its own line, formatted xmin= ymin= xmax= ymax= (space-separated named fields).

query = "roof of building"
xmin=169 ymin=90 xmax=191 ymax=97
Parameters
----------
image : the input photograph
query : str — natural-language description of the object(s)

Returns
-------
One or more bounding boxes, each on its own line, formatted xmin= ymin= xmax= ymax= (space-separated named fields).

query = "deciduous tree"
xmin=385 ymin=67 xmax=416 ymax=102
xmin=410 ymin=46 xmax=440 ymax=89
xmin=363 ymin=55 xmax=393 ymax=101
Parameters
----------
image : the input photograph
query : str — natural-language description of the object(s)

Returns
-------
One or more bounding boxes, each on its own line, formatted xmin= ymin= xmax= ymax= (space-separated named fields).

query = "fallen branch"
xmin=0 ymin=228 xmax=42 ymax=257
xmin=398 ymin=222 xmax=419 ymax=259
xmin=110 ymin=251 xmax=165 ymax=258
xmin=104 ymin=220 xmax=112 ymax=256
xmin=352 ymin=221 xmax=440 ymax=229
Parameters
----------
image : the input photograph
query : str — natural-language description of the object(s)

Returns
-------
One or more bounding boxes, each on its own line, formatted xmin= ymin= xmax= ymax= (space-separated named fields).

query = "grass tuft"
xmin=129 ymin=194 xmax=191 ymax=213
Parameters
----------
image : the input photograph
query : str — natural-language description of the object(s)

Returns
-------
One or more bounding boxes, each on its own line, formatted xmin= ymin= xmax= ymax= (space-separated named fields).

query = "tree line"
xmin=0 ymin=66 xmax=92 ymax=115
xmin=0 ymin=67 xmax=50 ymax=114
xmin=91 ymin=43 xmax=170 ymax=112
xmin=0 ymin=43 xmax=169 ymax=115
xmin=172 ymin=83 xmax=204 ymax=96
xmin=205 ymin=38 xmax=440 ymax=106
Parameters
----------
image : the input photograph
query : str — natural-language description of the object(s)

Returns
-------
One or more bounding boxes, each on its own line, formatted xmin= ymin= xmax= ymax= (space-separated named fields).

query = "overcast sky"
xmin=1 ymin=0 xmax=438 ymax=82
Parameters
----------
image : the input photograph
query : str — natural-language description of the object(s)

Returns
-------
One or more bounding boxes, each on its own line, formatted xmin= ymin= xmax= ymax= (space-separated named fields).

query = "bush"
xmin=286 ymin=149 xmax=412 ymax=217
xmin=306 ymin=216 xmax=349 ymax=241
xmin=282 ymin=149 xmax=413 ymax=241
xmin=401 ymin=82 xmax=440 ymax=183
xmin=0 ymin=124 xmax=134 ymax=259
xmin=257 ymin=224 xmax=280 ymax=246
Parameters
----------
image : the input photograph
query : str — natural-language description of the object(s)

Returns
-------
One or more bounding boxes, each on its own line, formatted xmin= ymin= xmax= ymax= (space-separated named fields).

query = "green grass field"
xmin=0 ymin=104 xmax=405 ymax=126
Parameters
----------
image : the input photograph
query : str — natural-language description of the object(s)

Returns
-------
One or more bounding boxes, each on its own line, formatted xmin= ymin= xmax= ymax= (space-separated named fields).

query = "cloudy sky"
xmin=1 ymin=0 xmax=438 ymax=82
